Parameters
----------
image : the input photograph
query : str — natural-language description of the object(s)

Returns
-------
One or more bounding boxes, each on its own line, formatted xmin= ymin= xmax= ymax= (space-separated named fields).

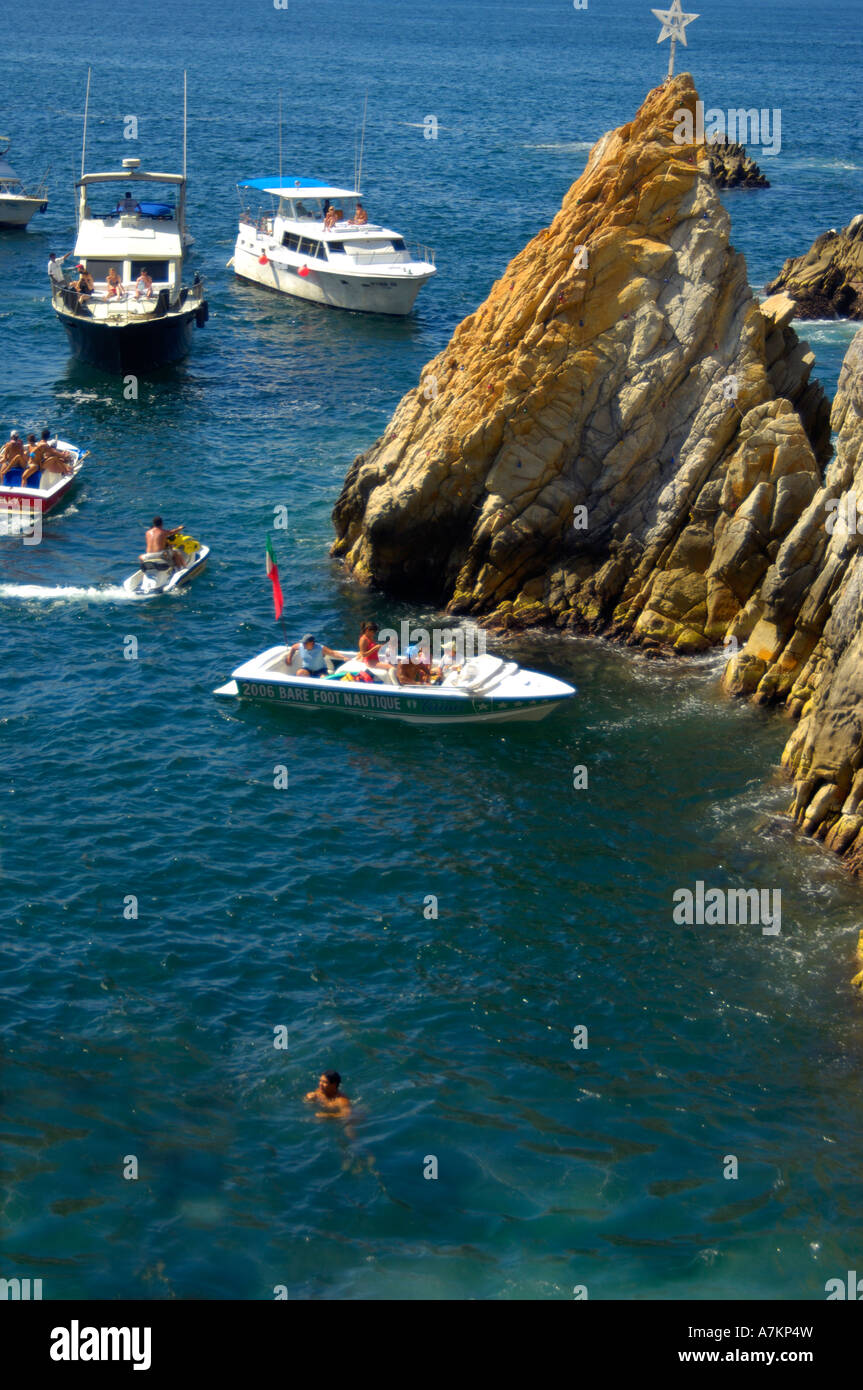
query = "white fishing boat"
xmin=0 ymin=137 xmax=48 ymax=228
xmin=123 ymin=535 xmax=209 ymax=597
xmin=215 ymin=647 xmax=575 ymax=725
xmin=232 ymin=176 xmax=436 ymax=315
xmin=0 ymin=439 xmax=85 ymax=515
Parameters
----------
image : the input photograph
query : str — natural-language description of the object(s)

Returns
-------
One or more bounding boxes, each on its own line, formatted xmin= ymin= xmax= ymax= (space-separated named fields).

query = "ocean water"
xmin=1 ymin=0 xmax=862 ymax=1301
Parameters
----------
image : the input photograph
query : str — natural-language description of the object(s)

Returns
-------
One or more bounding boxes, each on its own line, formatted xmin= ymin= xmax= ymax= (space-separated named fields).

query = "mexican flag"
xmin=265 ymin=534 xmax=284 ymax=620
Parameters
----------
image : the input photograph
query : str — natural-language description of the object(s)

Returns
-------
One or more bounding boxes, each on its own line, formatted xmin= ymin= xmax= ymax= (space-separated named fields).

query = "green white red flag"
xmin=265 ymin=534 xmax=284 ymax=620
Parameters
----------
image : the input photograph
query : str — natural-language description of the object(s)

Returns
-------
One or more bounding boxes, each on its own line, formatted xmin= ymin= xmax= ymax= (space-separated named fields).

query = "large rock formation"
xmin=765 ymin=216 xmax=863 ymax=320
xmin=703 ymin=137 xmax=769 ymax=190
xmin=332 ymin=76 xmax=863 ymax=892
xmin=333 ymin=74 xmax=830 ymax=658
xmin=725 ymin=328 xmax=863 ymax=878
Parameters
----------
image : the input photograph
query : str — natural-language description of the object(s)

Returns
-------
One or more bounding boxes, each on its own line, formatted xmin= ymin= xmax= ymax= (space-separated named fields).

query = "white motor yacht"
xmin=232 ymin=176 xmax=436 ymax=315
xmin=0 ymin=138 xmax=48 ymax=228
xmin=52 ymin=157 xmax=208 ymax=374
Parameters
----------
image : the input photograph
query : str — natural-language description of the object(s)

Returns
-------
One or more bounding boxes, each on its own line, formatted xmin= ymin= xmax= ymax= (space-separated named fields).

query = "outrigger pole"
xmin=80 ymin=67 xmax=92 ymax=180
xmin=278 ymin=89 xmax=283 ymax=184
xmin=183 ymin=70 xmax=188 ymax=181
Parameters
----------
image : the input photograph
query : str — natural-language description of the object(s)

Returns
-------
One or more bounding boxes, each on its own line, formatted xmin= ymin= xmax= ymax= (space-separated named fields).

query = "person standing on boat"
xmin=47 ymin=251 xmax=72 ymax=291
xmin=285 ymin=633 xmax=343 ymax=678
xmin=0 ymin=431 xmax=25 ymax=481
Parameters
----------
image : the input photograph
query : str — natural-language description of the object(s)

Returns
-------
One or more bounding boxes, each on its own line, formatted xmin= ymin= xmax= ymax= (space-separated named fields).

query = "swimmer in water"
xmin=305 ymin=1070 xmax=351 ymax=1115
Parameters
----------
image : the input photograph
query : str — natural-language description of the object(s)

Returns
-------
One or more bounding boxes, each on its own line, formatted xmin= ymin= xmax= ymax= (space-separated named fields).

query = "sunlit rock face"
xmin=332 ymin=74 xmax=829 ymax=651
xmin=726 ymin=329 xmax=863 ymax=876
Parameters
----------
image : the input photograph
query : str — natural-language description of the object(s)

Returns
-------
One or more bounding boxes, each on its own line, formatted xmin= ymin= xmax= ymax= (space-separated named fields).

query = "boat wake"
xmin=0 ymin=583 xmax=132 ymax=603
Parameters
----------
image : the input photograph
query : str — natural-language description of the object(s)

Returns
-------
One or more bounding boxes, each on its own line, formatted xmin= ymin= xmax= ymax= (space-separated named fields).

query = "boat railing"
xmin=53 ymin=277 xmax=204 ymax=320
xmin=345 ymin=242 xmax=436 ymax=267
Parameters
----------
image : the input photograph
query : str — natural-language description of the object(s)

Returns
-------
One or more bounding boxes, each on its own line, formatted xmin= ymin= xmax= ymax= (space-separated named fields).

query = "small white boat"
xmin=215 ymin=647 xmax=575 ymax=725
xmin=233 ymin=176 xmax=436 ymax=316
xmin=0 ymin=138 xmax=48 ymax=229
xmin=123 ymin=536 xmax=209 ymax=597
xmin=0 ymin=439 xmax=85 ymax=516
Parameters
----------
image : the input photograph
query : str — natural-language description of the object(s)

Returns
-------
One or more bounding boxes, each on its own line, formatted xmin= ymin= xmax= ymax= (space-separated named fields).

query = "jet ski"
xmin=123 ymin=534 xmax=209 ymax=597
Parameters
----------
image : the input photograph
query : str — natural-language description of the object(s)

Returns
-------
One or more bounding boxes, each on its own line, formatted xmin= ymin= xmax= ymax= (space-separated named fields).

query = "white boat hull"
xmin=233 ymin=242 xmax=431 ymax=316
xmin=216 ymin=647 xmax=575 ymax=726
xmin=0 ymin=194 xmax=45 ymax=228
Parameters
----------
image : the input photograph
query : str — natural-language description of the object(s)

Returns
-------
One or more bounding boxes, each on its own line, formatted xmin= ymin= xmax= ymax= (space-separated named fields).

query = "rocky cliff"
xmin=725 ymin=327 xmax=863 ymax=875
xmin=332 ymin=75 xmax=863 ymax=890
xmin=765 ymin=215 xmax=863 ymax=320
xmin=333 ymin=74 xmax=829 ymax=652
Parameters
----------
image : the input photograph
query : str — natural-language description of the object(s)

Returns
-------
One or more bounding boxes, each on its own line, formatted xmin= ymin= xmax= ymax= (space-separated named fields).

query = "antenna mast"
xmin=80 ymin=67 xmax=92 ymax=180
xmin=356 ymin=91 xmax=368 ymax=194
xmin=183 ymin=70 xmax=188 ymax=180
xmin=278 ymin=89 xmax=283 ymax=184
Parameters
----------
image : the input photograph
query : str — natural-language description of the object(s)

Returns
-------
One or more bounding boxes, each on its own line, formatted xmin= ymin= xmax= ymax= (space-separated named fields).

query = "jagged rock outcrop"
xmin=725 ymin=328 xmax=863 ymax=875
xmin=765 ymin=215 xmax=863 ymax=320
xmin=333 ymin=75 xmax=829 ymax=653
xmin=702 ymin=137 xmax=769 ymax=190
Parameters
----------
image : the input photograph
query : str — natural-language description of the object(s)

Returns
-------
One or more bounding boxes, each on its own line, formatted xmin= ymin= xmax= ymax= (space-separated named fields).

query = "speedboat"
xmin=0 ymin=138 xmax=48 ymax=229
xmin=52 ymin=157 xmax=208 ymax=374
xmin=215 ymin=647 xmax=575 ymax=725
xmin=123 ymin=535 xmax=209 ymax=597
xmin=232 ymin=176 xmax=436 ymax=315
xmin=0 ymin=439 xmax=86 ymax=517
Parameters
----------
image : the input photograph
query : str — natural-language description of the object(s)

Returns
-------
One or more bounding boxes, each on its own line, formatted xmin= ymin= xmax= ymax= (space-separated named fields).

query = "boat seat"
xmin=1 ymin=468 xmax=40 ymax=488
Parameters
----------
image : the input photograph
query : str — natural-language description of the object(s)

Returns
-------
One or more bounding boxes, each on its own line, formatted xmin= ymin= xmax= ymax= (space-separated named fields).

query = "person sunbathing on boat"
xmin=71 ymin=266 xmax=94 ymax=299
xmin=285 ymin=633 xmax=344 ymax=678
xmin=134 ymin=268 xmax=153 ymax=300
xmin=324 ymin=206 xmax=339 ymax=231
xmin=22 ymin=430 xmax=73 ymax=482
xmin=396 ymin=650 xmax=432 ymax=686
xmin=142 ymin=517 xmax=186 ymax=570
xmin=0 ymin=431 xmax=25 ymax=480
xmin=105 ymin=266 xmax=124 ymax=298
xmin=349 ymin=201 xmax=368 ymax=226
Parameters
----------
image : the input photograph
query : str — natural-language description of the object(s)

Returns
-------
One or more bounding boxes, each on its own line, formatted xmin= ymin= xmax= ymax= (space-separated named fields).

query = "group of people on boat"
xmin=48 ymin=251 xmax=155 ymax=301
xmin=322 ymin=199 xmax=368 ymax=230
xmin=286 ymin=620 xmax=462 ymax=686
xmin=0 ymin=429 xmax=73 ymax=484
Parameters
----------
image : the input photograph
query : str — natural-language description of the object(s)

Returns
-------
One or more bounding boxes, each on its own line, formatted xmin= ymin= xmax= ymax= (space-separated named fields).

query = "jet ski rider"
xmin=142 ymin=516 xmax=186 ymax=570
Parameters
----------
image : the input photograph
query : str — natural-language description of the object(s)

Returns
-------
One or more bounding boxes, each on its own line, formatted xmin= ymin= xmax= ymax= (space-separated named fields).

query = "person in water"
xmin=285 ymin=633 xmax=344 ymax=677
xmin=0 ymin=431 xmax=25 ymax=481
xmin=305 ymin=1070 xmax=351 ymax=1115
xmin=143 ymin=516 xmax=185 ymax=570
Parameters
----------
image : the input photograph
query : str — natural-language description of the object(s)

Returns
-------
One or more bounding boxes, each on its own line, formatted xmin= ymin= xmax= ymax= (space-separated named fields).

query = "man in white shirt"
xmin=47 ymin=252 xmax=71 ymax=290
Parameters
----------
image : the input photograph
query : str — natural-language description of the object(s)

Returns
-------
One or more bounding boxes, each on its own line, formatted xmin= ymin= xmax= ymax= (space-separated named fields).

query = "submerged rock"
xmin=702 ymin=137 xmax=769 ymax=190
xmin=333 ymin=74 xmax=829 ymax=647
xmin=765 ymin=216 xmax=863 ymax=320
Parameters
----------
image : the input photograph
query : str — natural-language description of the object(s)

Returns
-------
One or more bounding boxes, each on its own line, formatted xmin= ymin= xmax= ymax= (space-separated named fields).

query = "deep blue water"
xmin=1 ymin=0 xmax=862 ymax=1300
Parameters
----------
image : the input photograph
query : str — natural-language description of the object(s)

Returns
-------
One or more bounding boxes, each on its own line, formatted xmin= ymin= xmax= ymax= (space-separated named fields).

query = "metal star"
xmin=652 ymin=0 xmax=699 ymax=46
xmin=652 ymin=1 xmax=699 ymax=77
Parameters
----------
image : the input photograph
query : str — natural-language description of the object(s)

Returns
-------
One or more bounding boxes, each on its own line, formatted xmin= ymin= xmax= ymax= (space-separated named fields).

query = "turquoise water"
xmin=1 ymin=0 xmax=862 ymax=1300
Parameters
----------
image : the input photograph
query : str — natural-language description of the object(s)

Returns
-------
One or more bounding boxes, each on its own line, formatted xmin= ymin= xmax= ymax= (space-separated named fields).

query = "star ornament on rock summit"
xmin=652 ymin=0 xmax=699 ymax=46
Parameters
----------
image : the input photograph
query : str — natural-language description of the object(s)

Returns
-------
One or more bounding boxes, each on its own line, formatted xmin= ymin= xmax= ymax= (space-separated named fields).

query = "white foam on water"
xmin=522 ymin=141 xmax=594 ymax=151
xmin=0 ymin=583 xmax=132 ymax=603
